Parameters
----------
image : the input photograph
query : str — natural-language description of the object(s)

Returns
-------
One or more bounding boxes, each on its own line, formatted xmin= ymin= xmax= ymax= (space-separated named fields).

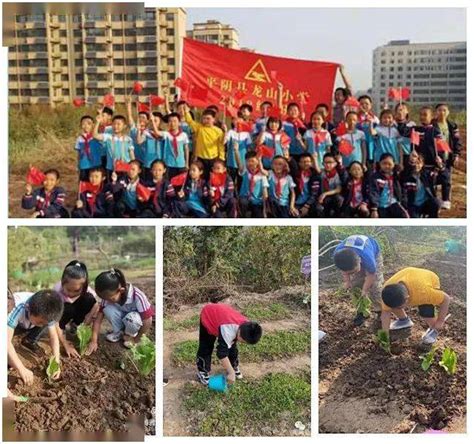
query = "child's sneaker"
xmin=353 ymin=312 xmax=368 ymax=326
xmin=390 ymin=317 xmax=414 ymax=330
xmin=421 ymin=328 xmax=439 ymax=345
xmin=197 ymin=371 xmax=209 ymax=386
xmin=441 ymin=201 xmax=451 ymax=210
xmin=106 ymin=331 xmax=123 ymax=343
xmin=234 ymin=366 xmax=243 ymax=380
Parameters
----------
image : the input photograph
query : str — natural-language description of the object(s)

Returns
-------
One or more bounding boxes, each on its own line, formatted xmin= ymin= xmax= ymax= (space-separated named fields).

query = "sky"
xmin=187 ymin=8 xmax=466 ymax=91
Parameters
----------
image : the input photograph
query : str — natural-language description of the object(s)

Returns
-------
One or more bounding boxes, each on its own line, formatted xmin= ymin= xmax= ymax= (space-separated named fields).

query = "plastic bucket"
xmin=208 ymin=374 xmax=227 ymax=392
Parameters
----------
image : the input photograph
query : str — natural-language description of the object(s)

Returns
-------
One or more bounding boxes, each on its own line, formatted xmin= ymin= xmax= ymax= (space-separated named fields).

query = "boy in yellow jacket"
xmin=380 ymin=267 xmax=451 ymax=345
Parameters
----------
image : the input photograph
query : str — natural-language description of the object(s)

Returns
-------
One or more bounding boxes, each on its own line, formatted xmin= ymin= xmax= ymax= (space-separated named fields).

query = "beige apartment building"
xmin=186 ymin=20 xmax=239 ymax=49
xmin=8 ymin=8 xmax=186 ymax=107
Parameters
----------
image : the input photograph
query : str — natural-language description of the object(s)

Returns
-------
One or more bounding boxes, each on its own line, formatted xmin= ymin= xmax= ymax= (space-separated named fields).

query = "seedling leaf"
xmin=129 ymin=335 xmax=155 ymax=376
xmin=77 ymin=324 xmax=93 ymax=355
xmin=376 ymin=329 xmax=391 ymax=353
xmin=420 ymin=347 xmax=437 ymax=372
xmin=352 ymin=293 xmax=372 ymax=317
xmin=438 ymin=347 xmax=457 ymax=375
xmin=46 ymin=356 xmax=60 ymax=382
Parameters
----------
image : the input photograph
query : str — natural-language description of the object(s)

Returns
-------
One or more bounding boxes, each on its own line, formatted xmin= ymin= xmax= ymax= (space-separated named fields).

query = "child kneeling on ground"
xmin=86 ymin=268 xmax=154 ymax=353
xmin=197 ymin=302 xmax=262 ymax=385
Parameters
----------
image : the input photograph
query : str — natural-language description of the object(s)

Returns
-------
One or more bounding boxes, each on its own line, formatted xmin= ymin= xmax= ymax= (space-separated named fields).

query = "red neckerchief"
xmin=322 ymin=168 xmax=337 ymax=192
xmin=170 ymin=129 xmax=182 ymax=158
xmin=350 ymin=178 xmax=363 ymax=207
xmin=153 ymin=179 xmax=164 ymax=208
xmin=86 ymin=183 xmax=103 ymax=215
xmin=313 ymin=129 xmax=326 ymax=146
xmin=210 ymin=172 xmax=227 ymax=203
xmin=82 ymin=132 xmax=94 ymax=159
xmin=382 ymin=173 xmax=394 ymax=198
xmin=274 ymin=173 xmax=287 ymax=198
xmin=286 ymin=117 xmax=305 ymax=134
xmin=298 ymin=169 xmax=312 ymax=193
xmin=248 ymin=168 xmax=260 ymax=195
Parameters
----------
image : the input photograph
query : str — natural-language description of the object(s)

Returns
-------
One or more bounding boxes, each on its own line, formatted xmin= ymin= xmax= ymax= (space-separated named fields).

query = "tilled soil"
xmin=319 ymin=257 xmax=466 ymax=433
xmin=8 ymin=277 xmax=156 ymax=434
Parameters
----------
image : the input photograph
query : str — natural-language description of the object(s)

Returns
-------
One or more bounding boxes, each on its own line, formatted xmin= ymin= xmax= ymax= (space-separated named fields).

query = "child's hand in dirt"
xmin=64 ymin=341 xmax=80 ymax=358
xmin=25 ymin=183 xmax=33 ymax=195
xmin=19 ymin=367 xmax=34 ymax=385
xmin=85 ymin=341 xmax=98 ymax=356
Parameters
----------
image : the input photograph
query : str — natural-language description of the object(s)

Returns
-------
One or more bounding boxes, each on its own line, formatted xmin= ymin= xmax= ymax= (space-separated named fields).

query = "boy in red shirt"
xmin=197 ymin=303 xmax=262 ymax=385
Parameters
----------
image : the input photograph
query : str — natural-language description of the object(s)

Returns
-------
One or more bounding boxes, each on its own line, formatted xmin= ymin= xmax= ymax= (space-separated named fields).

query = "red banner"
xmin=180 ymin=38 xmax=339 ymax=114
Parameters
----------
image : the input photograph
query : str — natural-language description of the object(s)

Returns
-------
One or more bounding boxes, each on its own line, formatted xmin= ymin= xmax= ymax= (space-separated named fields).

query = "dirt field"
xmin=8 ymin=276 xmax=156 ymax=434
xmin=319 ymin=251 xmax=466 ymax=433
xmin=163 ymin=288 xmax=311 ymax=437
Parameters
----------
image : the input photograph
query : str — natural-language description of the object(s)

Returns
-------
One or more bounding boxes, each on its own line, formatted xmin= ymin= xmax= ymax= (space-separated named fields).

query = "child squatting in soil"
xmin=380 ymin=267 xmax=451 ymax=345
xmin=53 ymin=261 xmax=100 ymax=358
xmin=7 ymin=290 xmax=64 ymax=385
xmin=333 ymin=234 xmax=384 ymax=326
xmin=196 ymin=302 xmax=263 ymax=386
xmin=86 ymin=268 xmax=154 ymax=354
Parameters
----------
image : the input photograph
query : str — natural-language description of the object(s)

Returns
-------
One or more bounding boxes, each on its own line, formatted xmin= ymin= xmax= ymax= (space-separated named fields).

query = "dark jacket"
xmin=369 ymin=171 xmax=403 ymax=210
xmin=77 ymin=184 xmax=114 ymax=217
xmin=432 ymin=119 xmax=462 ymax=167
xmin=22 ymin=186 xmax=68 ymax=218
xmin=401 ymin=168 xmax=437 ymax=208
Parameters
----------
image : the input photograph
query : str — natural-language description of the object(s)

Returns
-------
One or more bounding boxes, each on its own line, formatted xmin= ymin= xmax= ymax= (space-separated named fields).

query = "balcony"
xmin=51 ymin=51 xmax=61 ymax=59
xmin=24 ymin=37 xmax=48 ymax=44
xmin=137 ymin=66 xmax=158 ymax=73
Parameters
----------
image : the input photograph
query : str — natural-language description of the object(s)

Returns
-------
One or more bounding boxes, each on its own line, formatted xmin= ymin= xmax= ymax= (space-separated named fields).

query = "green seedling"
xmin=77 ymin=324 xmax=93 ymax=355
xmin=17 ymin=396 xmax=29 ymax=403
xmin=46 ymin=356 xmax=60 ymax=382
xmin=420 ymin=347 xmax=437 ymax=372
xmin=439 ymin=347 xmax=457 ymax=375
xmin=129 ymin=335 xmax=156 ymax=376
xmin=376 ymin=329 xmax=391 ymax=353
xmin=352 ymin=293 xmax=372 ymax=317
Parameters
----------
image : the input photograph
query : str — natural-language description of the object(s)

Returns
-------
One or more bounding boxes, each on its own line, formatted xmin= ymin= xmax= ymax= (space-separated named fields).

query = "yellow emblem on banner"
xmin=244 ymin=59 xmax=271 ymax=83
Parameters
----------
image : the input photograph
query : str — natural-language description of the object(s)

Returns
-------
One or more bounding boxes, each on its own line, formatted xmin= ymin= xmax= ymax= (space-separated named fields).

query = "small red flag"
xmin=234 ymin=90 xmax=246 ymax=100
xmin=345 ymin=96 xmax=360 ymax=108
xmin=410 ymin=129 xmax=420 ymax=146
xmin=401 ymin=87 xmax=410 ymax=100
xmin=335 ymin=121 xmax=347 ymax=137
xmin=136 ymin=183 xmax=152 ymax=202
xmin=174 ymin=77 xmax=190 ymax=90
xmin=170 ymin=171 xmax=188 ymax=187
xmin=79 ymin=181 xmax=101 ymax=194
xmin=314 ymin=131 xmax=327 ymax=145
xmin=26 ymin=166 xmax=46 ymax=186
xmin=280 ymin=133 xmax=291 ymax=149
xmin=387 ymin=87 xmax=399 ymax=101
xmin=190 ymin=84 xmax=209 ymax=101
xmin=210 ymin=172 xmax=227 ymax=188
xmin=268 ymin=106 xmax=282 ymax=119
xmin=256 ymin=145 xmax=275 ymax=159
xmin=338 ymin=139 xmax=354 ymax=156
xmin=149 ymin=95 xmax=165 ymax=106
xmin=436 ymin=139 xmax=452 ymax=154
xmin=133 ymin=81 xmax=143 ymax=94
xmin=72 ymin=97 xmax=85 ymax=108
xmin=103 ymin=93 xmax=115 ymax=108
xmin=236 ymin=121 xmax=254 ymax=133
xmin=114 ymin=160 xmax=131 ymax=173
xmin=137 ymin=102 xmax=150 ymax=113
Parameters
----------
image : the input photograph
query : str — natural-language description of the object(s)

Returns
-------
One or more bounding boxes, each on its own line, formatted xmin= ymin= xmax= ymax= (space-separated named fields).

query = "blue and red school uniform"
xmin=22 ymin=187 xmax=68 ymax=218
xmin=373 ymin=126 xmax=402 ymax=164
xmin=100 ymin=133 xmax=135 ymax=172
xmin=75 ymin=133 xmax=103 ymax=176
xmin=336 ymin=130 xmax=366 ymax=168
xmin=283 ymin=118 xmax=306 ymax=156
xmin=357 ymin=112 xmax=379 ymax=162
xmin=268 ymin=171 xmax=296 ymax=217
xmin=72 ymin=184 xmax=114 ymax=218
xmin=303 ymin=128 xmax=332 ymax=170
xmin=369 ymin=171 xmax=408 ymax=218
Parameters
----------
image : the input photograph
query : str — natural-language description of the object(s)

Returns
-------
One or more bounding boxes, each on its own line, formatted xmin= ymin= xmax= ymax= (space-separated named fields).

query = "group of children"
xmin=21 ymin=82 xmax=462 ymax=218
xmin=8 ymin=262 xmax=154 ymax=386
xmin=333 ymin=234 xmax=451 ymax=345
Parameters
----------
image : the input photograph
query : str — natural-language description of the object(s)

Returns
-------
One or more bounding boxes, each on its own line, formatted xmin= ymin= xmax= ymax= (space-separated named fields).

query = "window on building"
xmin=166 ymin=28 xmax=174 ymax=36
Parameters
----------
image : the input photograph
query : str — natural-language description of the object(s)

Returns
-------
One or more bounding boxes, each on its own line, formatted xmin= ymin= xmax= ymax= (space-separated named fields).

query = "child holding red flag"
xmin=317 ymin=153 xmax=347 ymax=217
xmin=209 ymin=160 xmax=237 ymax=218
xmin=72 ymin=168 xmax=114 ymax=218
xmin=341 ymin=161 xmax=370 ymax=218
xmin=433 ymin=103 xmax=462 ymax=210
xmin=256 ymin=117 xmax=291 ymax=169
xmin=282 ymin=102 xmax=307 ymax=160
xmin=150 ymin=112 xmax=190 ymax=178
xmin=22 ymin=169 xmax=69 ymax=218
xmin=372 ymin=109 xmax=403 ymax=166
xmin=93 ymin=114 xmax=135 ymax=180
xmin=294 ymin=153 xmax=322 ymax=217
xmin=336 ymin=112 xmax=367 ymax=168
xmin=75 ymin=115 xmax=103 ymax=181
xmin=110 ymin=160 xmax=145 ymax=218
xmin=332 ymin=65 xmax=353 ymax=126
xmin=234 ymin=149 xmax=269 ymax=218
xmin=303 ymin=111 xmax=332 ymax=173
xmin=369 ymin=153 xmax=409 ymax=218
xmin=225 ymin=117 xmax=253 ymax=184
xmin=175 ymin=100 xmax=194 ymax=155
xmin=175 ymin=160 xmax=210 ymax=218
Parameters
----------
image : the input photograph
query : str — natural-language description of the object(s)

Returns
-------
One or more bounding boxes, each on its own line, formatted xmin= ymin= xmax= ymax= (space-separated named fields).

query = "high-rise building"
xmin=186 ymin=20 xmax=239 ymax=49
xmin=8 ymin=7 xmax=186 ymax=106
xmin=372 ymin=40 xmax=466 ymax=112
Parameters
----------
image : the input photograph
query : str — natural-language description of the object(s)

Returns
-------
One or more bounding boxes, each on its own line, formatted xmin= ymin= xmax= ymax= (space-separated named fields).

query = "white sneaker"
xmin=390 ymin=317 xmax=414 ymax=330
xmin=421 ymin=328 xmax=439 ymax=345
xmin=234 ymin=366 xmax=243 ymax=380
xmin=106 ymin=331 xmax=124 ymax=343
xmin=441 ymin=201 xmax=451 ymax=210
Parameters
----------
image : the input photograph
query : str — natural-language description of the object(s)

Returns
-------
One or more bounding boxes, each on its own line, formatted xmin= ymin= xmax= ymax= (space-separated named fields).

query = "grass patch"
xmin=182 ymin=372 xmax=311 ymax=436
xmin=164 ymin=302 xmax=290 ymax=331
xmin=172 ymin=330 xmax=310 ymax=367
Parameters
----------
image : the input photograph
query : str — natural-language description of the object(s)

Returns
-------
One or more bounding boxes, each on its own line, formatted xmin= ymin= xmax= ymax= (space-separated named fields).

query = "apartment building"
xmin=8 ymin=7 xmax=186 ymax=106
xmin=372 ymin=40 xmax=466 ymax=112
xmin=186 ymin=20 xmax=239 ymax=49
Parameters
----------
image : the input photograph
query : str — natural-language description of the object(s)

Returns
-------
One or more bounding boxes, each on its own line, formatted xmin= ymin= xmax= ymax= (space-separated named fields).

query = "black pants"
xmin=196 ymin=323 xmax=239 ymax=374
xmin=436 ymin=167 xmax=452 ymax=202
xmin=408 ymin=197 xmax=440 ymax=218
xmin=197 ymin=158 xmax=217 ymax=180
xmin=317 ymin=195 xmax=344 ymax=217
xmin=269 ymin=201 xmax=290 ymax=218
xmin=378 ymin=202 xmax=409 ymax=218
xmin=239 ymin=198 xmax=265 ymax=218
xmin=59 ymin=292 xmax=96 ymax=330
xmin=341 ymin=204 xmax=370 ymax=218
xmin=14 ymin=326 xmax=46 ymax=344
xmin=227 ymin=167 xmax=242 ymax=192
xmin=212 ymin=198 xmax=237 ymax=218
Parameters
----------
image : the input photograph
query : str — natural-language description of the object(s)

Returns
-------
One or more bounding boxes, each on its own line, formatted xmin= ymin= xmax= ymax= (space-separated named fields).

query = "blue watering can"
xmin=208 ymin=374 xmax=227 ymax=392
